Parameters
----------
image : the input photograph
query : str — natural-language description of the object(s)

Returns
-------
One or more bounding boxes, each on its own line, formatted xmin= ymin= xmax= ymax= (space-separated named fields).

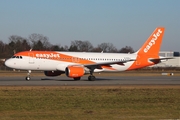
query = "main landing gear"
xmin=25 ymin=70 xmax=31 ymax=81
xmin=88 ymin=75 xmax=96 ymax=81
xmin=88 ymin=68 xmax=96 ymax=81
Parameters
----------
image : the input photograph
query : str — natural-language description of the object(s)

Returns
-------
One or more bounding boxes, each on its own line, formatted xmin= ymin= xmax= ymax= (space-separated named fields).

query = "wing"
xmin=84 ymin=59 xmax=135 ymax=69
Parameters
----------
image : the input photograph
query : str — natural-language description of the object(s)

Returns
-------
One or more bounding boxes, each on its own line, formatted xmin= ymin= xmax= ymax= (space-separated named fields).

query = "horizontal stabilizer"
xmin=149 ymin=57 xmax=174 ymax=64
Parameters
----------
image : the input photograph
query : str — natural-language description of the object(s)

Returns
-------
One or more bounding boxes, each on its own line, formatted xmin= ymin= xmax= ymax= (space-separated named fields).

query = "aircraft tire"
xmin=88 ymin=76 xmax=96 ymax=81
xmin=25 ymin=77 xmax=30 ymax=81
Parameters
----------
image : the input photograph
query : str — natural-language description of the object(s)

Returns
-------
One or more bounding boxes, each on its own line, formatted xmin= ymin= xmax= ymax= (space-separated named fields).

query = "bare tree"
xmin=69 ymin=40 xmax=93 ymax=52
xmin=0 ymin=40 xmax=5 ymax=58
xmin=0 ymin=41 xmax=5 ymax=52
xmin=91 ymin=47 xmax=102 ymax=52
xmin=29 ymin=33 xmax=51 ymax=50
xmin=119 ymin=46 xmax=134 ymax=53
xmin=8 ymin=35 xmax=30 ymax=53
xmin=50 ymin=44 xmax=67 ymax=51
xmin=96 ymin=42 xmax=118 ymax=52
xmin=63 ymin=45 xmax=69 ymax=51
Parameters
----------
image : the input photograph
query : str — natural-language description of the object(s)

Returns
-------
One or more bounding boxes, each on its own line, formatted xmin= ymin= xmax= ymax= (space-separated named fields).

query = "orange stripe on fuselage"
xmin=15 ymin=51 xmax=116 ymax=70
xmin=15 ymin=51 xmax=96 ymax=64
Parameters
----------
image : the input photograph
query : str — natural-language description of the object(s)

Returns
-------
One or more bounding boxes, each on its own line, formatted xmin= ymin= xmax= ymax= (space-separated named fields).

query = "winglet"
xmin=136 ymin=27 xmax=165 ymax=56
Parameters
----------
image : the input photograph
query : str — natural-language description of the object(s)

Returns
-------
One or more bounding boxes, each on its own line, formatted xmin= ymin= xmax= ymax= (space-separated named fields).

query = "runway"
xmin=0 ymin=75 xmax=180 ymax=86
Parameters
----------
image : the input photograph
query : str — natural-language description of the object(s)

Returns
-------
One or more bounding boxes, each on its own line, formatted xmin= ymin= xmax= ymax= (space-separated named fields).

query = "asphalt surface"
xmin=0 ymin=75 xmax=180 ymax=86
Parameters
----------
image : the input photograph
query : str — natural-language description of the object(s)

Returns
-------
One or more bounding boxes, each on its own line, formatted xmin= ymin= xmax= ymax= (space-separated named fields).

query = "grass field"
xmin=0 ymin=86 xmax=180 ymax=120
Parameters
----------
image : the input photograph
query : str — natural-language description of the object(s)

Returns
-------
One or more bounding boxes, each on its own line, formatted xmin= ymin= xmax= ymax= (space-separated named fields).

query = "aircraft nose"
xmin=5 ymin=59 xmax=14 ymax=68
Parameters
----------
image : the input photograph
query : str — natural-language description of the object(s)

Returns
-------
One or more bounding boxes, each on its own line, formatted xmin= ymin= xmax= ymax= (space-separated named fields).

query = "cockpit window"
xmin=11 ymin=56 xmax=23 ymax=59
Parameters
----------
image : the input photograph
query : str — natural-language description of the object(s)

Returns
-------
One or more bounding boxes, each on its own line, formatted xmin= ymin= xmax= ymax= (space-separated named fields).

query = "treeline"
xmin=0 ymin=33 xmax=134 ymax=58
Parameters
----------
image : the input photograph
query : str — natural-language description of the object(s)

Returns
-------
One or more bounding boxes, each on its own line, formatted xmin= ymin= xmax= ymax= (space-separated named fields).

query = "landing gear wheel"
xmin=26 ymin=70 xmax=31 ymax=81
xmin=25 ymin=76 xmax=30 ymax=81
xmin=88 ymin=75 xmax=96 ymax=81
xmin=88 ymin=67 xmax=96 ymax=81
xmin=74 ymin=77 xmax=81 ymax=80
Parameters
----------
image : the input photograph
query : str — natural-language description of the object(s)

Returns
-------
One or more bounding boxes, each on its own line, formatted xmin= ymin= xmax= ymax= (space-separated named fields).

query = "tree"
xmin=50 ymin=44 xmax=67 ymax=51
xmin=0 ymin=41 xmax=5 ymax=52
xmin=22 ymin=39 xmax=31 ymax=50
xmin=29 ymin=33 xmax=51 ymax=50
xmin=69 ymin=44 xmax=78 ymax=51
xmin=119 ymin=46 xmax=134 ymax=53
xmin=95 ymin=43 xmax=118 ymax=52
xmin=0 ymin=40 xmax=5 ymax=58
xmin=69 ymin=40 xmax=93 ymax=52
xmin=8 ymin=35 xmax=30 ymax=53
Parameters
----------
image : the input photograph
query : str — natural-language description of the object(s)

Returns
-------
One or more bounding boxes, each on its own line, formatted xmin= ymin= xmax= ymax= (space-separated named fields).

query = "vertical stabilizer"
xmin=128 ymin=27 xmax=165 ymax=70
xmin=136 ymin=27 xmax=165 ymax=56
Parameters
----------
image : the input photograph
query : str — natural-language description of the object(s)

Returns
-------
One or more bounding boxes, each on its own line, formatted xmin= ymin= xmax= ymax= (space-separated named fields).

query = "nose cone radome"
xmin=5 ymin=59 xmax=14 ymax=68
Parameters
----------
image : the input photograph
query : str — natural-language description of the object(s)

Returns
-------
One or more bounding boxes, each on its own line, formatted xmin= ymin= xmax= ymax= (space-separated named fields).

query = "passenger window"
xmin=20 ymin=56 xmax=22 ymax=59
xmin=16 ymin=56 xmax=19 ymax=59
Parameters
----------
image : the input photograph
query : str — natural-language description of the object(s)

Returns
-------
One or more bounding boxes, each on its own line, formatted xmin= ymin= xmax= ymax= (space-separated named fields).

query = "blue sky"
xmin=0 ymin=0 xmax=180 ymax=51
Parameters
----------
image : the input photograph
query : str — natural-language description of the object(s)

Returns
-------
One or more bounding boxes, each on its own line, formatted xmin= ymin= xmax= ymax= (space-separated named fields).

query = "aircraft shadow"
xmin=41 ymin=77 xmax=119 ymax=81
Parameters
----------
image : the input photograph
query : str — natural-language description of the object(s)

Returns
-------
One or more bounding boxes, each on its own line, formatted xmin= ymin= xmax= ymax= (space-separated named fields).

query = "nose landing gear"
xmin=25 ymin=70 xmax=31 ymax=81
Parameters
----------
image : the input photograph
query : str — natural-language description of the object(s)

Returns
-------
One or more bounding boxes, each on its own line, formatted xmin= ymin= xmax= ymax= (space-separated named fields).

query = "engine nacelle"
xmin=44 ymin=71 xmax=64 ymax=77
xmin=65 ymin=66 xmax=85 ymax=78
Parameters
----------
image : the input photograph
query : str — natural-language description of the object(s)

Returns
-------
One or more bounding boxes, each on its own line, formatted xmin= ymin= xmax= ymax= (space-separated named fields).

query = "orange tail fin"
xmin=136 ymin=27 xmax=165 ymax=56
xmin=128 ymin=27 xmax=165 ymax=71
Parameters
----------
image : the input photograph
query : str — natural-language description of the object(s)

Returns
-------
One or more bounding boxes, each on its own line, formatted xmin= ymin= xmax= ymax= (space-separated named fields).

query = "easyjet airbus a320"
xmin=5 ymin=27 xmax=169 ymax=81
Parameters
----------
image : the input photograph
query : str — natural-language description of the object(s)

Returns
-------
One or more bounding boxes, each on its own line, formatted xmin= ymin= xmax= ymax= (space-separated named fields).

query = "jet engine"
xmin=44 ymin=71 xmax=64 ymax=76
xmin=65 ymin=66 xmax=85 ymax=78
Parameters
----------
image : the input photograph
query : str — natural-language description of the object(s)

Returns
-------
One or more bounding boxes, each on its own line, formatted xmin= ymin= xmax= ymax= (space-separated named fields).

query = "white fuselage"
xmin=5 ymin=52 xmax=137 ymax=72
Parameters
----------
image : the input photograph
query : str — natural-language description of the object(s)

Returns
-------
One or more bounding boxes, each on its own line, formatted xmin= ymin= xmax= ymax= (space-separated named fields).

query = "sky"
xmin=0 ymin=0 xmax=180 ymax=51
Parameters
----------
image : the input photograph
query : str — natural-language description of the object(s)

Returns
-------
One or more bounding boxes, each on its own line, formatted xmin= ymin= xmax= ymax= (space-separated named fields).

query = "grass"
xmin=0 ymin=86 xmax=180 ymax=120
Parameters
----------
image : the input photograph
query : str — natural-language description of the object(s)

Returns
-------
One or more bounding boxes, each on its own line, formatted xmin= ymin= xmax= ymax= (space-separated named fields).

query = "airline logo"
xmin=144 ymin=29 xmax=162 ymax=53
xmin=35 ymin=53 xmax=60 ymax=58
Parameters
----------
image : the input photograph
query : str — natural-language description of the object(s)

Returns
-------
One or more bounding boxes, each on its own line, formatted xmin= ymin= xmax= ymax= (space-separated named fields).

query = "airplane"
xmin=5 ymin=27 xmax=168 ymax=81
